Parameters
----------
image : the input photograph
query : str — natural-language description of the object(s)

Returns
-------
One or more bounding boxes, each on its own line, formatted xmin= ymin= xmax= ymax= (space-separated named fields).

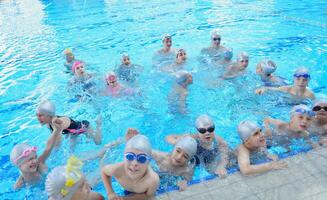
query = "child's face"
xmin=66 ymin=54 xmax=74 ymax=62
xmin=163 ymin=37 xmax=172 ymax=48
xmin=290 ymin=114 xmax=312 ymax=131
xmin=245 ymin=129 xmax=266 ymax=149
xmin=171 ymin=147 xmax=189 ymax=167
xmin=313 ymin=103 xmax=327 ymax=121
xmin=122 ymin=56 xmax=131 ymax=65
xmin=294 ymin=76 xmax=309 ymax=88
xmin=197 ymin=124 xmax=215 ymax=143
xmin=20 ymin=155 xmax=38 ymax=173
xmin=71 ymin=179 xmax=104 ymax=200
xmin=211 ymin=35 xmax=221 ymax=46
xmin=36 ymin=113 xmax=52 ymax=125
xmin=177 ymin=51 xmax=187 ymax=62
xmin=124 ymin=149 xmax=149 ymax=180
xmin=75 ymin=64 xmax=85 ymax=76
xmin=239 ymin=59 xmax=249 ymax=69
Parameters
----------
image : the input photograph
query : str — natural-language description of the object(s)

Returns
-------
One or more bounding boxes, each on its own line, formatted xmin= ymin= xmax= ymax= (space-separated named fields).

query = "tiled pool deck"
xmin=154 ymin=147 xmax=327 ymax=200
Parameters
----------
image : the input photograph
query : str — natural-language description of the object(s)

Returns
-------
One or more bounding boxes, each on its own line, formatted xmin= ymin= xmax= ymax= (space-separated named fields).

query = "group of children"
xmin=10 ymin=29 xmax=327 ymax=200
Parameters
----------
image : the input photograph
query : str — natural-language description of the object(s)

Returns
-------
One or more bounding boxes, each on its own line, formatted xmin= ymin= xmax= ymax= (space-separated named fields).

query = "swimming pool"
xmin=1 ymin=0 xmax=327 ymax=199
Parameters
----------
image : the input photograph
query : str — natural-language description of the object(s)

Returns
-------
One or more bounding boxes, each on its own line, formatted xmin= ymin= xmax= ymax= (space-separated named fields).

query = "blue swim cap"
xmin=293 ymin=67 xmax=310 ymax=79
xmin=291 ymin=104 xmax=315 ymax=117
xmin=259 ymin=60 xmax=276 ymax=75
xmin=224 ymin=48 xmax=233 ymax=60
xmin=175 ymin=70 xmax=191 ymax=85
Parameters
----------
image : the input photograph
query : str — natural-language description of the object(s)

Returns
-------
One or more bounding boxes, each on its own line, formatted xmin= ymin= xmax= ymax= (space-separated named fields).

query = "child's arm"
xmin=255 ymin=86 xmax=290 ymax=95
xmin=38 ymin=119 xmax=62 ymax=164
xmin=264 ymin=117 xmax=288 ymax=135
xmin=13 ymin=175 xmax=24 ymax=190
xmin=165 ymin=134 xmax=194 ymax=145
xmin=215 ymin=135 xmax=229 ymax=178
xmin=101 ymin=164 xmax=121 ymax=200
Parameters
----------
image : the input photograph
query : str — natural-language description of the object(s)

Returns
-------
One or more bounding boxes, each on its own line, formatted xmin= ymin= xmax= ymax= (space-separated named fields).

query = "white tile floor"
xmin=154 ymin=148 xmax=327 ymax=200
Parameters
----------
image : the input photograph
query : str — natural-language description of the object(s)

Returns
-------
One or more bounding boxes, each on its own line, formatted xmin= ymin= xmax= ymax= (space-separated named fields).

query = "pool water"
xmin=1 ymin=0 xmax=327 ymax=199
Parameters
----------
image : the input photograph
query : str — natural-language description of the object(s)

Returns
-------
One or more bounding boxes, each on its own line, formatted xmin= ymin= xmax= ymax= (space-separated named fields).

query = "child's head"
xmin=176 ymin=70 xmax=193 ymax=86
xmin=293 ymin=67 xmax=310 ymax=88
xmin=64 ymin=48 xmax=75 ymax=63
xmin=176 ymin=49 xmax=187 ymax=63
xmin=10 ymin=144 xmax=38 ymax=173
xmin=36 ymin=100 xmax=55 ymax=125
xmin=238 ymin=121 xmax=265 ymax=149
xmin=290 ymin=104 xmax=314 ymax=132
xmin=237 ymin=52 xmax=249 ymax=69
xmin=46 ymin=156 xmax=104 ymax=200
xmin=105 ymin=72 xmax=118 ymax=87
xmin=312 ymin=98 xmax=327 ymax=121
xmin=211 ymin=29 xmax=221 ymax=47
xmin=71 ymin=61 xmax=85 ymax=76
xmin=124 ymin=135 xmax=152 ymax=180
xmin=171 ymin=137 xmax=197 ymax=167
xmin=162 ymin=34 xmax=172 ymax=48
xmin=195 ymin=114 xmax=215 ymax=143
xmin=256 ymin=60 xmax=276 ymax=76
xmin=121 ymin=53 xmax=131 ymax=65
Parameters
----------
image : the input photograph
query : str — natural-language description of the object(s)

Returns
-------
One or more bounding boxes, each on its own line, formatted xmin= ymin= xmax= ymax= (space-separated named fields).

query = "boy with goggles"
xmin=264 ymin=105 xmax=316 ymax=146
xmin=102 ymin=134 xmax=159 ymax=200
xmin=309 ymin=98 xmax=327 ymax=142
xmin=200 ymin=29 xmax=228 ymax=64
xmin=256 ymin=67 xmax=315 ymax=100
xmin=166 ymin=114 xmax=230 ymax=178
xmin=237 ymin=121 xmax=287 ymax=175
xmin=10 ymin=121 xmax=61 ymax=189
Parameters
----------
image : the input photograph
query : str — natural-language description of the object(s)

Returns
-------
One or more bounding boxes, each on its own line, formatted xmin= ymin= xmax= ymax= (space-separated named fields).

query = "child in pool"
xmin=256 ymin=60 xmax=288 ymax=87
xmin=116 ymin=53 xmax=142 ymax=85
xmin=10 ymin=120 xmax=61 ymax=189
xmin=69 ymin=61 xmax=97 ymax=95
xmin=36 ymin=100 xmax=102 ymax=147
xmin=63 ymin=48 xmax=76 ymax=72
xmin=168 ymin=70 xmax=193 ymax=114
xmin=309 ymin=98 xmax=327 ymax=138
xmin=160 ymin=49 xmax=187 ymax=73
xmin=264 ymin=104 xmax=315 ymax=143
xmin=256 ymin=67 xmax=315 ymax=100
xmin=166 ymin=114 xmax=229 ymax=178
xmin=223 ymin=52 xmax=249 ymax=79
xmin=103 ymin=72 xmax=134 ymax=97
xmin=152 ymin=34 xmax=177 ymax=68
xmin=46 ymin=156 xmax=104 ymax=200
xmin=101 ymin=134 xmax=159 ymax=200
xmin=200 ymin=29 xmax=228 ymax=62
xmin=236 ymin=121 xmax=287 ymax=176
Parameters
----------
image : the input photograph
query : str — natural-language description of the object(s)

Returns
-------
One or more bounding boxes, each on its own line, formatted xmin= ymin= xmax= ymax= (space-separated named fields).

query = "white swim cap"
xmin=237 ymin=52 xmax=249 ymax=62
xmin=259 ymin=60 xmax=276 ymax=75
xmin=46 ymin=156 xmax=83 ymax=200
xmin=195 ymin=114 xmax=214 ymax=128
xmin=10 ymin=143 xmax=37 ymax=166
xmin=36 ymin=100 xmax=55 ymax=116
xmin=237 ymin=121 xmax=260 ymax=142
xmin=121 ymin=53 xmax=129 ymax=60
xmin=293 ymin=67 xmax=310 ymax=79
xmin=162 ymin=34 xmax=171 ymax=42
xmin=211 ymin=29 xmax=220 ymax=38
xmin=174 ymin=137 xmax=197 ymax=158
xmin=175 ymin=70 xmax=191 ymax=85
xmin=224 ymin=48 xmax=233 ymax=60
xmin=290 ymin=104 xmax=315 ymax=117
xmin=125 ymin=134 xmax=152 ymax=156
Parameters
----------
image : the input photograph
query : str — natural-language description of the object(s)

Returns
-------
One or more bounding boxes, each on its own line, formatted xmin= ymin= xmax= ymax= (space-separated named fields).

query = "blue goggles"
xmin=293 ymin=73 xmax=310 ymax=79
xmin=124 ymin=152 xmax=151 ymax=164
xmin=294 ymin=108 xmax=315 ymax=117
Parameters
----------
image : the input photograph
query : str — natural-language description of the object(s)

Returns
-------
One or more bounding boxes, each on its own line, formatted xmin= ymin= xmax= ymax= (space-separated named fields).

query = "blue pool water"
xmin=1 ymin=0 xmax=327 ymax=199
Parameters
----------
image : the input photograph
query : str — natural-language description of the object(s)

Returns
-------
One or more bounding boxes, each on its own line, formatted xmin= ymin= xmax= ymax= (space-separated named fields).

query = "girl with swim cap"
xmin=116 ymin=53 xmax=142 ymax=85
xmin=36 ymin=100 xmax=102 ymax=147
xmin=46 ymin=156 xmax=104 ymax=200
xmin=166 ymin=114 xmax=230 ymax=178
xmin=256 ymin=60 xmax=288 ymax=87
xmin=10 ymin=122 xmax=61 ymax=189
xmin=236 ymin=120 xmax=287 ymax=176
xmin=256 ymin=67 xmax=315 ymax=100
xmin=103 ymin=72 xmax=135 ymax=97
xmin=160 ymin=49 xmax=187 ymax=73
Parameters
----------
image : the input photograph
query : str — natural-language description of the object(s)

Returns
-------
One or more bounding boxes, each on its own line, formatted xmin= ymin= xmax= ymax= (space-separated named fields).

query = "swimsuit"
xmin=49 ymin=116 xmax=89 ymax=135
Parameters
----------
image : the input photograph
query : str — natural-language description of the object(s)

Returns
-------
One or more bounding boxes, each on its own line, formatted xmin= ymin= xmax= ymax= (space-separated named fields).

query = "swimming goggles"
xmin=293 ymin=73 xmax=310 ymax=79
xmin=14 ymin=146 xmax=37 ymax=164
xmin=294 ymin=108 xmax=315 ymax=117
xmin=197 ymin=125 xmax=215 ymax=134
xmin=312 ymin=106 xmax=327 ymax=112
xmin=212 ymin=37 xmax=221 ymax=41
xmin=124 ymin=152 xmax=151 ymax=164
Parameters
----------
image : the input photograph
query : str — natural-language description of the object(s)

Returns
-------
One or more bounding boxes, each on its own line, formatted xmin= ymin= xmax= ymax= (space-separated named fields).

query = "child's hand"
xmin=255 ymin=87 xmax=266 ymax=95
xmin=125 ymin=128 xmax=139 ymax=141
xmin=177 ymin=180 xmax=188 ymax=191
xmin=108 ymin=193 xmax=124 ymax=200
xmin=51 ymin=118 xmax=62 ymax=131
xmin=272 ymin=161 xmax=288 ymax=170
xmin=215 ymin=168 xmax=227 ymax=179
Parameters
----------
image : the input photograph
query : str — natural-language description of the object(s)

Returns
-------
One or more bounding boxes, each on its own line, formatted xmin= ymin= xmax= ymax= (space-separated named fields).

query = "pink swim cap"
xmin=106 ymin=73 xmax=117 ymax=82
xmin=71 ymin=61 xmax=83 ymax=73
